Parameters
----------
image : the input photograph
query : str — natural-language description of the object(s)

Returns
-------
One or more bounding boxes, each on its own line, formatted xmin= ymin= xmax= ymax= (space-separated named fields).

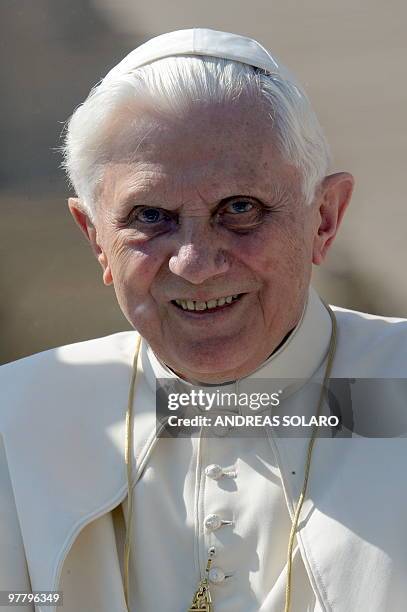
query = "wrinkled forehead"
xmin=98 ymin=96 xmax=303 ymax=206
xmin=103 ymin=94 xmax=269 ymax=158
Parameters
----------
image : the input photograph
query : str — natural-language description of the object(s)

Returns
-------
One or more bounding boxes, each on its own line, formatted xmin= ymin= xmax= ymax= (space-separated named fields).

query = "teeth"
xmin=207 ymin=299 xmax=217 ymax=309
xmin=174 ymin=294 xmax=241 ymax=311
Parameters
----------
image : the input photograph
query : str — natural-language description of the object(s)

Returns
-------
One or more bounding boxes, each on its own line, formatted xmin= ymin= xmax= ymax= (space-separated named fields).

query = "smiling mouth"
xmin=171 ymin=293 xmax=245 ymax=312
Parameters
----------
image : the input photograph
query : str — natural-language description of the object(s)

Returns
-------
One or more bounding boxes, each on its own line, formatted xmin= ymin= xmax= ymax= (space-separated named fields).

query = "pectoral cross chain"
xmin=188 ymin=554 xmax=214 ymax=611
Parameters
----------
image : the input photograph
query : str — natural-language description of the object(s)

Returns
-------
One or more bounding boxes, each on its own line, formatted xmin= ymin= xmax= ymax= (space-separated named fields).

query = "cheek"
xmin=237 ymin=225 xmax=304 ymax=275
xmin=109 ymin=239 xmax=162 ymax=284
xmin=233 ymin=223 xmax=313 ymax=303
xmin=108 ymin=241 xmax=166 ymax=313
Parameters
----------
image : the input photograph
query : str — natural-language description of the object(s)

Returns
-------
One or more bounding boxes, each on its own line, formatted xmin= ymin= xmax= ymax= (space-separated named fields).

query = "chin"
xmin=172 ymin=344 xmax=247 ymax=379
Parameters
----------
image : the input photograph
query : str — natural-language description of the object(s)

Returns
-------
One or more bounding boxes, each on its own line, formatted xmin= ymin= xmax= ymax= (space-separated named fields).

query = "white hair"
xmin=61 ymin=55 xmax=331 ymax=221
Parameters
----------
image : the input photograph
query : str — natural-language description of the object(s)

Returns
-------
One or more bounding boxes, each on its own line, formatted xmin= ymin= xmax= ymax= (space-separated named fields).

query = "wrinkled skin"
xmin=69 ymin=98 xmax=353 ymax=383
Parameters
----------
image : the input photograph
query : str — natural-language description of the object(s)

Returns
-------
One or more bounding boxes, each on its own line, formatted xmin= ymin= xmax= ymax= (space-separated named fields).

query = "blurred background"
xmin=1 ymin=0 xmax=406 ymax=364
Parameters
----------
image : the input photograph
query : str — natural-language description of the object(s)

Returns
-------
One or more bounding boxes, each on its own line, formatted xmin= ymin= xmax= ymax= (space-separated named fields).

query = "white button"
xmin=204 ymin=514 xmax=222 ymax=531
xmin=208 ymin=567 xmax=225 ymax=584
xmin=205 ymin=464 xmax=224 ymax=480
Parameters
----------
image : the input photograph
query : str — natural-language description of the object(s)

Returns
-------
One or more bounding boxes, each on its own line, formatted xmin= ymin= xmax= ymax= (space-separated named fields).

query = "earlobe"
xmin=98 ymin=252 xmax=113 ymax=286
xmin=102 ymin=267 xmax=113 ymax=286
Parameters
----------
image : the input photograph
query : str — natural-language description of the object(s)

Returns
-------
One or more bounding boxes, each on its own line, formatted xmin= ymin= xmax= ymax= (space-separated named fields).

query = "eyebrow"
xmin=114 ymin=175 xmax=297 ymax=223
xmin=117 ymin=191 xmax=266 ymax=214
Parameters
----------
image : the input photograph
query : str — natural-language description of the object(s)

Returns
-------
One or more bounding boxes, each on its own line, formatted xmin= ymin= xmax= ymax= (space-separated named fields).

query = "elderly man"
xmin=0 ymin=28 xmax=406 ymax=612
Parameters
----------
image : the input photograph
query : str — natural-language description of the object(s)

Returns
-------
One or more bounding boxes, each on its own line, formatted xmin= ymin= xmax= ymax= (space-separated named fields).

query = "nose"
xmin=168 ymin=234 xmax=230 ymax=284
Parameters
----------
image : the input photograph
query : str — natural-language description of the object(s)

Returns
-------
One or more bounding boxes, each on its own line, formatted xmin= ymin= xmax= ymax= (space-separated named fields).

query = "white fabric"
xmin=0 ymin=287 xmax=407 ymax=612
xmin=103 ymin=28 xmax=291 ymax=83
xmin=122 ymin=410 xmax=320 ymax=611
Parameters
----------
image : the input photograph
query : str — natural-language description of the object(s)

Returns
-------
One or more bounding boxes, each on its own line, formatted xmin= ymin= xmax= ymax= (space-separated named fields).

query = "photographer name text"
xmin=167 ymin=414 xmax=340 ymax=428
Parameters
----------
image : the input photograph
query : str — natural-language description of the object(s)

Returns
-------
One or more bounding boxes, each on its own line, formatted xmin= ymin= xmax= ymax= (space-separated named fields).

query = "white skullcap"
xmin=103 ymin=28 xmax=292 ymax=83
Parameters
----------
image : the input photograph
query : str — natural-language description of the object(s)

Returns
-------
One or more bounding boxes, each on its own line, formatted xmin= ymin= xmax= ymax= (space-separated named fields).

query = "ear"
xmin=312 ymin=172 xmax=354 ymax=265
xmin=68 ymin=197 xmax=113 ymax=286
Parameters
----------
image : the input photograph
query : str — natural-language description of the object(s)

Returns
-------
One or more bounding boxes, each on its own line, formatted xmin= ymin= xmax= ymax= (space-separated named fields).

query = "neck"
xmin=266 ymin=328 xmax=293 ymax=359
xmin=168 ymin=327 xmax=295 ymax=385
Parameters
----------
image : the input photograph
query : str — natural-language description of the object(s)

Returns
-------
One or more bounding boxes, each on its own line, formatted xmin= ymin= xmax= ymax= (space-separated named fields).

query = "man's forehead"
xmin=99 ymin=99 xmax=302 ymax=209
xmin=105 ymin=96 xmax=272 ymax=161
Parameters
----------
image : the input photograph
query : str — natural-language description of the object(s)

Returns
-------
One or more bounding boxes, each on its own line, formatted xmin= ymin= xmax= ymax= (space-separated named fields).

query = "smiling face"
xmin=69 ymin=97 xmax=353 ymax=383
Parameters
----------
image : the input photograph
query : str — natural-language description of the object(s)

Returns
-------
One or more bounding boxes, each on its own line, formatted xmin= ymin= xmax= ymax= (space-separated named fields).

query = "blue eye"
xmin=137 ymin=207 xmax=165 ymax=223
xmin=227 ymin=200 xmax=254 ymax=214
xmin=125 ymin=205 xmax=176 ymax=233
xmin=217 ymin=198 xmax=264 ymax=231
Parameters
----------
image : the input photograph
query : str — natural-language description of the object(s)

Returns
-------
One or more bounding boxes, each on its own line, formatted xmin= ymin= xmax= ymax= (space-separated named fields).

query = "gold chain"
xmin=284 ymin=302 xmax=337 ymax=612
xmin=123 ymin=334 xmax=141 ymax=609
xmin=123 ymin=303 xmax=337 ymax=612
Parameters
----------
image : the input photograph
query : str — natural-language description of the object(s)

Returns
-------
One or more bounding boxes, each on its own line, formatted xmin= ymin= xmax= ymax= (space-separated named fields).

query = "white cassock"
xmin=0 ymin=287 xmax=406 ymax=612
